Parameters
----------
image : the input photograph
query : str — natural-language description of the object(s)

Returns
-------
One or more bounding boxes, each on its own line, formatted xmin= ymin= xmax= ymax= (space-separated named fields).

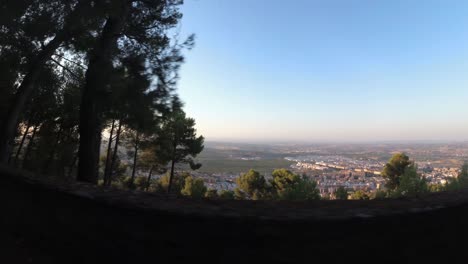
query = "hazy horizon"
xmin=204 ymin=138 xmax=468 ymax=146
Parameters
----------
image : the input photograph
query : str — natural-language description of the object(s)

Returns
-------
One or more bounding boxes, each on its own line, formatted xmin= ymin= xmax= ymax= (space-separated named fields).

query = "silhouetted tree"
xmin=158 ymin=110 xmax=204 ymax=193
xmin=334 ymin=186 xmax=348 ymax=200
xmin=1 ymin=0 xmax=195 ymax=191
xmin=0 ymin=0 xmax=97 ymax=163
xmin=382 ymin=153 xmax=411 ymax=190
xmin=138 ymin=141 xmax=171 ymax=191
xmin=77 ymin=0 xmax=189 ymax=183
xmin=219 ymin=190 xmax=235 ymax=200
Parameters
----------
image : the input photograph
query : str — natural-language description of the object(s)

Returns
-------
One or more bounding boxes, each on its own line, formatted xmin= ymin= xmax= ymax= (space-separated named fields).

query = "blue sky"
xmin=177 ymin=0 xmax=468 ymax=142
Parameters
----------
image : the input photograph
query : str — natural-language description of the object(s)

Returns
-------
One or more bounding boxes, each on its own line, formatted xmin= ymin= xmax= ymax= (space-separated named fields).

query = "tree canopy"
xmin=0 ymin=0 xmax=199 ymax=189
xmin=181 ymin=176 xmax=207 ymax=199
xmin=391 ymin=165 xmax=428 ymax=197
xmin=382 ymin=153 xmax=411 ymax=190
xmin=235 ymin=169 xmax=268 ymax=200
xmin=157 ymin=110 xmax=204 ymax=193
xmin=334 ymin=186 xmax=348 ymax=200
xmin=271 ymin=169 xmax=320 ymax=201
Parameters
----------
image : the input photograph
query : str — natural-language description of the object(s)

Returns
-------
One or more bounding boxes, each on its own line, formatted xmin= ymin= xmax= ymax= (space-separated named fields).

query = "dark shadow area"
xmin=1 ymin=166 xmax=467 ymax=263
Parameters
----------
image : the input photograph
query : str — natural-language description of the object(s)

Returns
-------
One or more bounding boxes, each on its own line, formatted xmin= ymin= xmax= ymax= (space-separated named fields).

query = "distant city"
xmin=174 ymin=141 xmax=468 ymax=197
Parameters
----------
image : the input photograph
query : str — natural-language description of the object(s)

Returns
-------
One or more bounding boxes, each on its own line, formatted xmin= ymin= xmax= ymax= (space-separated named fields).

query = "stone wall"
xmin=1 ymin=165 xmax=467 ymax=263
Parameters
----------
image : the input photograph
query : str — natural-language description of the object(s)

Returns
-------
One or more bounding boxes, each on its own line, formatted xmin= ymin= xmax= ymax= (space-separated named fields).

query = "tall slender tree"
xmin=77 ymin=0 xmax=189 ymax=183
xmin=158 ymin=110 xmax=204 ymax=193
xmin=78 ymin=1 xmax=132 ymax=183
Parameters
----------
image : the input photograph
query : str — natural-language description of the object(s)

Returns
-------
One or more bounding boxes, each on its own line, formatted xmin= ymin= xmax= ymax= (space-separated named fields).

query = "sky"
xmin=176 ymin=0 xmax=468 ymax=143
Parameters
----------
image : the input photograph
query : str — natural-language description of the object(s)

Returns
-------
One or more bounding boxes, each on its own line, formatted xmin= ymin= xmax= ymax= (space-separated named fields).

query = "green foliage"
xmin=116 ymin=175 xmax=145 ymax=190
xmin=134 ymin=177 xmax=148 ymax=191
xmin=391 ymin=165 xmax=428 ymax=198
xmin=122 ymin=176 xmax=135 ymax=190
xmin=445 ymin=178 xmax=461 ymax=191
xmin=146 ymin=180 xmax=159 ymax=192
xmin=219 ymin=190 xmax=235 ymax=200
xmin=372 ymin=190 xmax=388 ymax=199
xmin=0 ymin=0 xmax=193 ymax=184
xmin=100 ymin=154 xmax=128 ymax=182
xmin=181 ymin=176 xmax=207 ymax=198
xmin=321 ymin=193 xmax=331 ymax=200
xmin=159 ymin=110 xmax=205 ymax=167
xmin=350 ymin=190 xmax=370 ymax=200
xmin=138 ymin=146 xmax=169 ymax=174
xmin=271 ymin=169 xmax=320 ymax=201
xmin=429 ymin=183 xmax=447 ymax=192
xmin=234 ymin=188 xmax=246 ymax=200
xmin=437 ymin=162 xmax=468 ymax=192
xmin=205 ymin=189 xmax=218 ymax=199
xmin=271 ymin=169 xmax=296 ymax=195
xmin=382 ymin=153 xmax=411 ymax=190
xmin=234 ymin=169 xmax=321 ymax=201
xmin=236 ymin=170 xmax=267 ymax=199
xmin=158 ymin=110 xmax=204 ymax=192
xmin=251 ymin=190 xmax=266 ymax=201
xmin=458 ymin=162 xmax=468 ymax=187
xmin=334 ymin=186 xmax=348 ymax=200
xmin=291 ymin=178 xmax=321 ymax=201
xmin=114 ymin=161 xmax=129 ymax=179
xmin=156 ymin=172 xmax=189 ymax=194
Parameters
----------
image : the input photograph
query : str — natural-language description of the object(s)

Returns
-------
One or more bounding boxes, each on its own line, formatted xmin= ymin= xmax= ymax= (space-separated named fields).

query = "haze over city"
xmin=177 ymin=0 xmax=468 ymax=142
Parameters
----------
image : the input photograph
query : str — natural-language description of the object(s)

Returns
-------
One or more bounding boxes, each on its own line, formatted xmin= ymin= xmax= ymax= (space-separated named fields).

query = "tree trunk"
xmin=0 ymin=0 xmax=90 ymax=163
xmin=7 ymin=150 xmax=14 ymax=165
xmin=168 ymin=159 xmax=176 ymax=193
xmin=56 ymin=130 xmax=73 ymax=177
xmin=68 ymin=151 xmax=79 ymax=178
xmin=22 ymin=125 xmax=38 ymax=168
xmin=103 ymin=119 xmax=115 ymax=185
xmin=77 ymin=1 xmax=130 ymax=184
xmin=108 ymin=121 xmax=123 ymax=186
xmin=130 ymin=132 xmax=139 ymax=186
xmin=42 ymin=126 xmax=62 ymax=174
xmin=146 ymin=166 xmax=154 ymax=191
xmin=13 ymin=121 xmax=31 ymax=166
